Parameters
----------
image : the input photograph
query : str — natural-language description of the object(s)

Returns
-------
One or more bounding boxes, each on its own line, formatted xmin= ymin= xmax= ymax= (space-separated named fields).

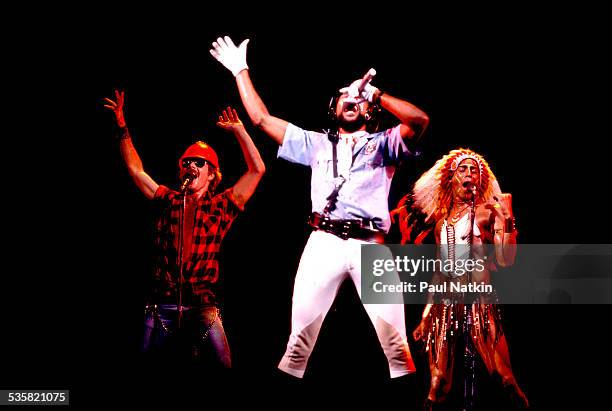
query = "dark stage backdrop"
xmin=4 ymin=5 xmax=610 ymax=410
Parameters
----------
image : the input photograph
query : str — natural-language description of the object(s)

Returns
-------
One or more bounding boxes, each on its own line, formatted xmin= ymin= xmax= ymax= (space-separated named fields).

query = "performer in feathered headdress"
xmin=392 ymin=148 xmax=529 ymax=409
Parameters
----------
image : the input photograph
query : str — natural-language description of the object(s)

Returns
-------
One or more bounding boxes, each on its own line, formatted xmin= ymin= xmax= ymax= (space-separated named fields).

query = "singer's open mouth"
xmin=342 ymin=102 xmax=358 ymax=113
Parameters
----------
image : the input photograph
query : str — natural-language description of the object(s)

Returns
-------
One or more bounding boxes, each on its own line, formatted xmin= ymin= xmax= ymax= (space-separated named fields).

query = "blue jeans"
xmin=142 ymin=304 xmax=231 ymax=368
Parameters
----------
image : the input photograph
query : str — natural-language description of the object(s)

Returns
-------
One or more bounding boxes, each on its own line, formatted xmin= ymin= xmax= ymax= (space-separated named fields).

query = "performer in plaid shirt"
xmin=104 ymin=90 xmax=265 ymax=368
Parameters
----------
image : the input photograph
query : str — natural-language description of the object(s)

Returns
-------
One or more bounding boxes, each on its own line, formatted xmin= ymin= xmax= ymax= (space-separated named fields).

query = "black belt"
xmin=308 ymin=212 xmax=385 ymax=243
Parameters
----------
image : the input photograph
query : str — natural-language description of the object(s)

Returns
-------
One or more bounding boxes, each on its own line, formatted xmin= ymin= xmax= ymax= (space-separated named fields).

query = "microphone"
xmin=462 ymin=181 xmax=477 ymax=196
xmin=357 ymin=68 xmax=377 ymax=94
xmin=180 ymin=169 xmax=198 ymax=192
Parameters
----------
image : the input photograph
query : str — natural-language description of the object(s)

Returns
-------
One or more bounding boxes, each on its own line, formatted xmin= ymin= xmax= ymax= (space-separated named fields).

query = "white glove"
xmin=209 ymin=36 xmax=250 ymax=77
xmin=339 ymin=79 xmax=379 ymax=103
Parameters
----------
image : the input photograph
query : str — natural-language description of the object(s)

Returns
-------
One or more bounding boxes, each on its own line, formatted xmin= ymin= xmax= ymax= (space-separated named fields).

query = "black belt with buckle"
xmin=308 ymin=212 xmax=385 ymax=243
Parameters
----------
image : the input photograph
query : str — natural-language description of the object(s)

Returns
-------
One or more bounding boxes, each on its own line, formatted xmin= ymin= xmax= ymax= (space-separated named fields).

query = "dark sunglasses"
xmin=181 ymin=158 xmax=208 ymax=168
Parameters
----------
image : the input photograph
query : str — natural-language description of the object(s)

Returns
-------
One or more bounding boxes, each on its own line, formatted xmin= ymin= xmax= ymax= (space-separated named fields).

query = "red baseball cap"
xmin=178 ymin=141 xmax=219 ymax=169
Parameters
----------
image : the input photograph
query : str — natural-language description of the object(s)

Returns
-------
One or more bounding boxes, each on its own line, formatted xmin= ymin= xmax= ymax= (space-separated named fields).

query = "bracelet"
xmin=117 ymin=126 xmax=131 ymax=141
xmin=375 ymin=90 xmax=385 ymax=105
xmin=504 ymin=217 xmax=515 ymax=233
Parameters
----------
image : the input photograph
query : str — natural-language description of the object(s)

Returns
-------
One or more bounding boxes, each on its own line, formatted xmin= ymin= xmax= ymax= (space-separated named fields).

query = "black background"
xmin=4 ymin=4 xmax=610 ymax=409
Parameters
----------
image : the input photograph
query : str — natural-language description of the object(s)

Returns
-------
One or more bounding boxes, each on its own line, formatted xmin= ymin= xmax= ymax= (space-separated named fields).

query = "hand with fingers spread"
xmin=339 ymin=78 xmax=380 ymax=104
xmin=216 ymin=106 xmax=244 ymax=133
xmin=103 ymin=89 xmax=127 ymax=128
xmin=104 ymin=88 xmax=159 ymax=198
xmin=209 ymin=36 xmax=250 ymax=77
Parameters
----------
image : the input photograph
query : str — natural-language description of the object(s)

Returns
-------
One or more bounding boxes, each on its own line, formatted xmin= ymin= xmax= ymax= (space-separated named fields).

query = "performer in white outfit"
xmin=210 ymin=36 xmax=430 ymax=378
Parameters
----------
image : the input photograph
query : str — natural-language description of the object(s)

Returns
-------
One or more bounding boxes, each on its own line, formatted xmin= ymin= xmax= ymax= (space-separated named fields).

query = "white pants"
xmin=278 ymin=230 xmax=416 ymax=378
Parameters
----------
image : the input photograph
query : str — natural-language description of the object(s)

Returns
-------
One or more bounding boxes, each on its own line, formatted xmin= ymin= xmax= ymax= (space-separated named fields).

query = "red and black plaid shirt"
xmin=151 ymin=185 xmax=242 ymax=306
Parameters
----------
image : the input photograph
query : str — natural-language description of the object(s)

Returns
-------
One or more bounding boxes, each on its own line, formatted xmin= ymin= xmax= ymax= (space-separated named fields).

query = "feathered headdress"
xmin=393 ymin=148 xmax=502 ymax=244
